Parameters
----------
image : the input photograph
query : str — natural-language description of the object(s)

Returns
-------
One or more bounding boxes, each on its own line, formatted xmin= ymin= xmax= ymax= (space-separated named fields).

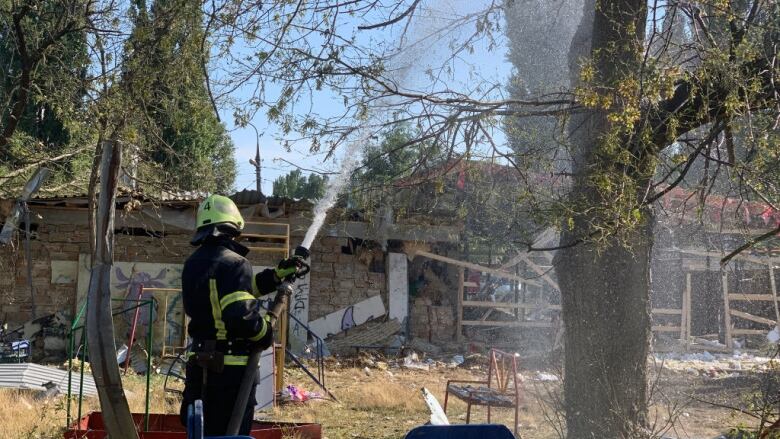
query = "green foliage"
xmin=0 ymin=0 xmax=92 ymax=188
xmin=272 ymin=169 xmax=327 ymax=200
xmin=122 ymin=0 xmax=236 ymax=194
xmin=348 ymin=125 xmax=444 ymax=216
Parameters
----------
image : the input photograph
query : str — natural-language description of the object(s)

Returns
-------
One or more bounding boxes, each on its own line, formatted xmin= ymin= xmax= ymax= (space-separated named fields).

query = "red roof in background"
xmin=659 ymin=186 xmax=779 ymax=231
xmin=389 ymin=158 xmax=779 ymax=233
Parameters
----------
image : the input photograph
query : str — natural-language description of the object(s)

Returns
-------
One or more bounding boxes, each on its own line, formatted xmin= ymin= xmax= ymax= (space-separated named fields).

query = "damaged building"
xmin=0 ymin=188 xmax=463 ymax=361
xmin=1 ymin=161 xmax=779 ymax=363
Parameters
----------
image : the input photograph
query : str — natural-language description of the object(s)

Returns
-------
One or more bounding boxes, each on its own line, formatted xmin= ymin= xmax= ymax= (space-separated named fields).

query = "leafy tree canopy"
xmin=272 ymin=169 xmax=327 ymax=200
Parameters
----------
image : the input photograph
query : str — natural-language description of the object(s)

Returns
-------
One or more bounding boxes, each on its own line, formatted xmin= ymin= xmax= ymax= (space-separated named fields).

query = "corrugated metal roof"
xmin=0 ymin=363 xmax=97 ymax=397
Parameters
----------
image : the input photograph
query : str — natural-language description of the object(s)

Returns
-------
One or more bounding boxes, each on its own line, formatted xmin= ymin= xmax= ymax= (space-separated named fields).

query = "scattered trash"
xmin=403 ymin=353 xmax=430 ymax=371
xmin=128 ymin=344 xmax=149 ymax=374
xmin=281 ymin=384 xmax=321 ymax=403
xmin=420 ymin=387 xmax=449 ymax=426
xmin=768 ymin=326 xmax=780 ymax=343
xmin=0 ymin=339 xmax=31 ymax=363
xmin=533 ymin=372 xmax=560 ymax=382
xmin=116 ymin=344 xmax=128 ymax=364
xmin=363 ymin=366 xmax=372 ymax=376
xmin=37 ymin=381 xmax=60 ymax=399
xmin=449 ymin=355 xmax=465 ymax=367
xmin=156 ymin=356 xmax=184 ymax=377
xmin=408 ymin=338 xmax=442 ymax=355
xmin=655 ymin=351 xmax=779 ymax=378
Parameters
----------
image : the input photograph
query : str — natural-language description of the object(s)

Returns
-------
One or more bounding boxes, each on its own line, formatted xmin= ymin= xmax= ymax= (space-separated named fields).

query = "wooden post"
xmin=456 ymin=267 xmax=464 ymax=342
xmin=769 ymin=265 xmax=779 ymax=327
xmin=722 ymin=272 xmax=732 ymax=349
xmin=85 ymin=141 xmax=139 ymax=439
xmin=275 ymin=310 xmax=288 ymax=392
xmin=684 ymin=273 xmax=692 ymax=350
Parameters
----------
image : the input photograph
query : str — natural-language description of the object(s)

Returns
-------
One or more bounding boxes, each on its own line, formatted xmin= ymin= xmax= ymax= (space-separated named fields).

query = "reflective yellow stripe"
xmin=224 ymin=355 xmax=249 ymax=366
xmin=186 ymin=352 xmax=251 ymax=366
xmin=248 ymin=319 xmax=268 ymax=342
xmin=219 ymin=291 xmax=255 ymax=310
xmin=209 ymin=279 xmax=227 ymax=340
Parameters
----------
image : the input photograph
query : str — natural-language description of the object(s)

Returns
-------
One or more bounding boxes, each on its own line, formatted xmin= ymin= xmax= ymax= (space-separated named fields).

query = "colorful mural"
xmin=76 ymin=255 xmax=184 ymax=352
xmin=74 ymin=256 xmax=305 ymax=354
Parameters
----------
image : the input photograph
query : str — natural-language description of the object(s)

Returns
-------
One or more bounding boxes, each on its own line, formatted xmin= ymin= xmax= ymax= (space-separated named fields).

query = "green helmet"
xmin=196 ymin=194 xmax=244 ymax=231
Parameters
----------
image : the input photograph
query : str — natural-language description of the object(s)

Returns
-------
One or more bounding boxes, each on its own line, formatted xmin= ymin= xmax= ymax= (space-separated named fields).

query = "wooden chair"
xmin=443 ymin=349 xmax=522 ymax=436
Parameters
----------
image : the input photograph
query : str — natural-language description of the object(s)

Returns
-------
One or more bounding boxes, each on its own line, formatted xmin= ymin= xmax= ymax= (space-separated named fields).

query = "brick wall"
xmin=0 ymin=210 xmax=387 ymax=330
xmin=0 ymin=219 xmax=196 ymax=324
xmin=306 ymin=236 xmax=387 ymax=321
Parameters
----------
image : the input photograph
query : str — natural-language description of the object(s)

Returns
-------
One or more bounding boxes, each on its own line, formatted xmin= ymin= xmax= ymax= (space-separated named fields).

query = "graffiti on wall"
xmin=75 ymin=256 xmax=304 ymax=353
xmin=308 ymin=295 xmax=386 ymax=339
xmin=76 ymin=255 xmax=184 ymax=351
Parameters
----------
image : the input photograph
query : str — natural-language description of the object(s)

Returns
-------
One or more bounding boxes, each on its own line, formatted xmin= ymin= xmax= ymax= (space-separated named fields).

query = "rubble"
xmin=324 ymin=318 xmax=401 ymax=355
xmin=408 ymin=338 xmax=442 ymax=355
xmin=654 ymin=351 xmax=779 ymax=378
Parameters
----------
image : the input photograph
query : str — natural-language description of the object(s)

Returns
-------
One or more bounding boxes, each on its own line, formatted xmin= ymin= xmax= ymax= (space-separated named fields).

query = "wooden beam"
xmin=723 ymin=272 xmax=732 ymax=348
xmin=678 ymin=248 xmax=780 ymax=267
xmin=519 ymin=255 xmax=560 ymax=291
xmin=456 ymin=267 xmax=464 ymax=342
xmin=771 ymin=265 xmax=779 ymax=326
xmin=411 ymin=250 xmax=541 ymax=285
xmin=652 ymin=326 xmax=682 ymax=332
xmin=652 ymin=308 xmax=682 ymax=315
xmin=728 ymin=294 xmax=778 ymax=302
xmin=462 ymin=301 xmax=561 ymax=310
xmin=731 ymin=329 xmax=770 ymax=335
xmin=461 ymin=320 xmax=555 ymax=328
xmin=684 ymin=273 xmax=692 ymax=348
xmin=729 ymin=309 xmax=776 ymax=326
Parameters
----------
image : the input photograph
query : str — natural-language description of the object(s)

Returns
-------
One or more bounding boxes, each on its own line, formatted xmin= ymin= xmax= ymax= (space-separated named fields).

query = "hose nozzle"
xmin=294 ymin=245 xmax=310 ymax=259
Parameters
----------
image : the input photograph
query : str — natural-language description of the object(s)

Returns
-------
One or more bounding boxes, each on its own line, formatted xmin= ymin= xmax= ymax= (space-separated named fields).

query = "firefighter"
xmin=179 ymin=194 xmax=302 ymax=435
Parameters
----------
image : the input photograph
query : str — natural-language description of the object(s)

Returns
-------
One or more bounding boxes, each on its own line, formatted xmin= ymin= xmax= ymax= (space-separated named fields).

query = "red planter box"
xmin=64 ymin=412 xmax=322 ymax=439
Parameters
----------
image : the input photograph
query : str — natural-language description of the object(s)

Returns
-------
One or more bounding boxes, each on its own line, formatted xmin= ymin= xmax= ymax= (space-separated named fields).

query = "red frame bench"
xmin=443 ymin=349 xmax=521 ymax=436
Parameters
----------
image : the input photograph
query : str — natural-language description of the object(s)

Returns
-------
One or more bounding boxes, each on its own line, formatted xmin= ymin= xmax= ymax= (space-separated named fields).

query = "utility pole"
xmin=247 ymin=122 xmax=263 ymax=196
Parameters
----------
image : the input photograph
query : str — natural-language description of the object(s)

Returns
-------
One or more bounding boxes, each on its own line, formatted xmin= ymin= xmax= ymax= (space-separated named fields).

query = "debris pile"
xmin=654 ymin=351 xmax=779 ymax=378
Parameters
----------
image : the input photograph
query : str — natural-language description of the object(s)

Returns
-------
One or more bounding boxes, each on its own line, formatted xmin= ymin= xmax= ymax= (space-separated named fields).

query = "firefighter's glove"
xmin=274 ymin=256 xmax=303 ymax=281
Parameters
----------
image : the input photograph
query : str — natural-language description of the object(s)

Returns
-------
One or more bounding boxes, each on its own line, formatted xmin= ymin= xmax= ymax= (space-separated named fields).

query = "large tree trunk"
xmin=86 ymin=140 xmax=139 ymax=439
xmin=556 ymin=215 xmax=653 ymax=438
xmin=555 ymin=1 xmax=653 ymax=437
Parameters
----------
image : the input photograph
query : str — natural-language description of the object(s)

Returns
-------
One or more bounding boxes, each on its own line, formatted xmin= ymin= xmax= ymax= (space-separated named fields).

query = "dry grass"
xmin=0 ymin=374 xmax=178 ymax=439
xmin=0 ymin=362 xmax=763 ymax=439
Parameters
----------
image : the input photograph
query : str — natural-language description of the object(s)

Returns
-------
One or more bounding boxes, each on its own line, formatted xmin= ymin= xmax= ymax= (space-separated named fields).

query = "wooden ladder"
xmin=237 ymin=219 xmax=290 ymax=392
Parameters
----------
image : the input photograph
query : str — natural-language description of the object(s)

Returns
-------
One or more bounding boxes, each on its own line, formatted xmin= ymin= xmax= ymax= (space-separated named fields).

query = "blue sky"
xmin=222 ymin=1 xmax=513 ymax=195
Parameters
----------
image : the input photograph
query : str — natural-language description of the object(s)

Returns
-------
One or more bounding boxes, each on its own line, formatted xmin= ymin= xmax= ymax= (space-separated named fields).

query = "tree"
xmin=122 ymin=0 xmax=236 ymax=194
xmin=0 ymin=0 xmax=97 ymax=195
xmin=552 ymin=1 xmax=779 ymax=436
xmin=178 ymin=1 xmax=780 ymax=436
xmin=272 ymin=169 xmax=327 ymax=199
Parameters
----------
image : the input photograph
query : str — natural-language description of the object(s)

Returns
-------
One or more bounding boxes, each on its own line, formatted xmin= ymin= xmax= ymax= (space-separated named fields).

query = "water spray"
xmin=301 ymin=134 xmax=365 ymax=250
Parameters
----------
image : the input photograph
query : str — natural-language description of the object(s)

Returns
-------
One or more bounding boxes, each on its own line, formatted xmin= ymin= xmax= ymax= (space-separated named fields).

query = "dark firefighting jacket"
xmin=182 ymin=236 xmax=278 ymax=365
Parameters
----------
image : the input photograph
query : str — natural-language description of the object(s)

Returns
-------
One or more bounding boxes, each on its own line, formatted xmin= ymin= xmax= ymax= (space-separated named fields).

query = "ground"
xmin=0 ymin=352 xmax=773 ymax=439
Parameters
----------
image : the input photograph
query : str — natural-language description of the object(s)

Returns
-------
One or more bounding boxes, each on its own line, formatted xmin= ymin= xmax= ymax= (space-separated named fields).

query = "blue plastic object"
xmin=186 ymin=399 xmax=253 ymax=439
xmin=187 ymin=400 xmax=204 ymax=439
xmin=404 ymin=424 xmax=515 ymax=439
